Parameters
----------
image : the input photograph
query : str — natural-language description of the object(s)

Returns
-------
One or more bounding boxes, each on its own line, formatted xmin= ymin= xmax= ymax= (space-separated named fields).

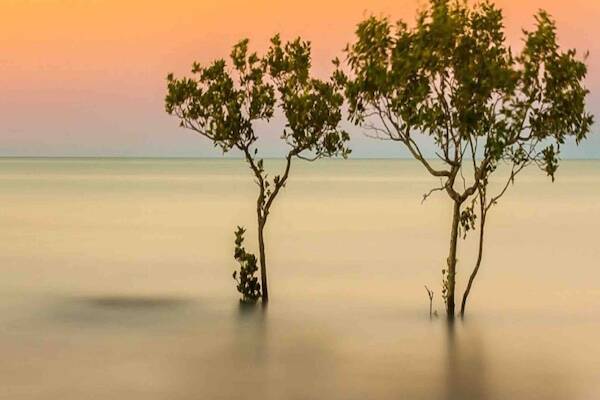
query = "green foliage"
xmin=342 ymin=0 xmax=593 ymax=316
xmin=342 ymin=0 xmax=592 ymax=183
xmin=459 ymin=203 xmax=477 ymax=239
xmin=166 ymin=35 xmax=351 ymax=302
xmin=165 ymin=34 xmax=351 ymax=220
xmin=232 ymin=227 xmax=261 ymax=304
xmin=165 ymin=35 xmax=350 ymax=161
xmin=441 ymin=262 xmax=452 ymax=305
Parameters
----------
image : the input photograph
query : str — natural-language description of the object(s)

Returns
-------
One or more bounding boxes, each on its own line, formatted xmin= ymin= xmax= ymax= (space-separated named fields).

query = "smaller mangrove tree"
xmin=166 ymin=35 xmax=350 ymax=304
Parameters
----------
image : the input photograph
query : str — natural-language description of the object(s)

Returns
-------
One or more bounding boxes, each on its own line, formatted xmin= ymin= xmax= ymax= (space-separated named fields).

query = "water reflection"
xmin=439 ymin=319 xmax=575 ymax=400
xmin=235 ymin=302 xmax=268 ymax=362
xmin=443 ymin=321 xmax=488 ymax=400
xmin=0 ymin=294 xmax=592 ymax=399
xmin=159 ymin=301 xmax=341 ymax=399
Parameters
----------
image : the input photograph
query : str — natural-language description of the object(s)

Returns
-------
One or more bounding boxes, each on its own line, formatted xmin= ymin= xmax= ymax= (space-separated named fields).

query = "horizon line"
xmin=1 ymin=156 xmax=600 ymax=161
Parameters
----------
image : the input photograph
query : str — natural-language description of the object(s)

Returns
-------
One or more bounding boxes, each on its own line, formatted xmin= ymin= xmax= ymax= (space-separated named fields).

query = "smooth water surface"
xmin=0 ymin=158 xmax=599 ymax=399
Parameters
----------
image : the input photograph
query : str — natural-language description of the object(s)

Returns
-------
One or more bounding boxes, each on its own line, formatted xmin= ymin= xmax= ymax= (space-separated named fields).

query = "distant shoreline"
xmin=0 ymin=156 xmax=599 ymax=161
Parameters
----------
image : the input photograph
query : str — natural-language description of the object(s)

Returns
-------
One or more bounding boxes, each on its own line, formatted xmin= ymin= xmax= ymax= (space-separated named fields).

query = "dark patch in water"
xmin=42 ymin=295 xmax=200 ymax=329
xmin=82 ymin=295 xmax=190 ymax=310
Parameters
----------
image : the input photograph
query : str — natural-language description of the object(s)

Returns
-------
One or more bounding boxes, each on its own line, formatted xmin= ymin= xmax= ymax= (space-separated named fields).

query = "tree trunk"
xmin=445 ymin=200 xmax=461 ymax=319
xmin=460 ymin=210 xmax=486 ymax=317
xmin=257 ymin=219 xmax=268 ymax=303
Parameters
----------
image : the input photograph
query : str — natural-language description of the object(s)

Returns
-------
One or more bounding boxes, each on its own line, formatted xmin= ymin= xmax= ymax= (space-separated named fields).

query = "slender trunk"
xmin=446 ymin=200 xmax=461 ymax=319
xmin=257 ymin=218 xmax=268 ymax=303
xmin=460 ymin=207 xmax=486 ymax=317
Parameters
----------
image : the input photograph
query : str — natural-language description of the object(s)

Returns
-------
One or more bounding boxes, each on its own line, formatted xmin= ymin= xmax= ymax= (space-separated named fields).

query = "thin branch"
xmin=422 ymin=179 xmax=446 ymax=204
xmin=263 ymin=150 xmax=296 ymax=219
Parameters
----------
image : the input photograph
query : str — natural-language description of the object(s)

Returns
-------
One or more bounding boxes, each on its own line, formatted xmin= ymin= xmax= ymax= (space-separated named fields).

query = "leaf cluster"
xmin=165 ymin=35 xmax=351 ymax=160
xmin=232 ymin=226 xmax=262 ymax=304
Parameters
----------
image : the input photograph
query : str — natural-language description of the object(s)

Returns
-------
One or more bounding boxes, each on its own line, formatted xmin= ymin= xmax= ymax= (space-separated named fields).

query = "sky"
xmin=1 ymin=0 xmax=599 ymax=158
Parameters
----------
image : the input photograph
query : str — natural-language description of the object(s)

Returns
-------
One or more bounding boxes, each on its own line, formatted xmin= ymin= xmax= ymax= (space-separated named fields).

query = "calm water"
xmin=0 ymin=158 xmax=599 ymax=399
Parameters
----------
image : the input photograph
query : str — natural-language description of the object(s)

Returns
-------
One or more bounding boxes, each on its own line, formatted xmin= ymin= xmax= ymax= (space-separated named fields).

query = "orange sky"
xmin=1 ymin=0 xmax=598 ymax=156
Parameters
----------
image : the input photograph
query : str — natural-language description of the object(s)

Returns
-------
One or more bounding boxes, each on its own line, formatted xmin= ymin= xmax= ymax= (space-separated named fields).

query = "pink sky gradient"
xmin=1 ymin=0 xmax=598 ymax=157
